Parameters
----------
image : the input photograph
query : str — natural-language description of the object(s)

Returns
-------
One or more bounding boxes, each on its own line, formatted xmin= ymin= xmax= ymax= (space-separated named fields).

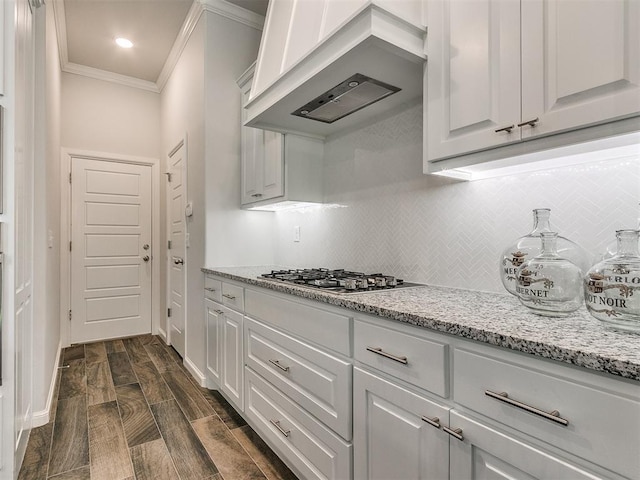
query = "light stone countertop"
xmin=202 ymin=265 xmax=640 ymax=382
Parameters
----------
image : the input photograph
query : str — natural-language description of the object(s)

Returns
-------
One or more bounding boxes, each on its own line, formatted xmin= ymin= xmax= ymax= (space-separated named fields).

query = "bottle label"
xmin=517 ymin=268 xmax=553 ymax=300
xmin=585 ymin=271 xmax=640 ymax=316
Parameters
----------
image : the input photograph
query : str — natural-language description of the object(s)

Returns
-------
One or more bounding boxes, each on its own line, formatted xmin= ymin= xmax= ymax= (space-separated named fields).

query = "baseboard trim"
xmin=32 ymin=340 xmax=62 ymax=428
xmin=184 ymin=356 xmax=207 ymax=387
xmin=157 ymin=326 xmax=167 ymax=343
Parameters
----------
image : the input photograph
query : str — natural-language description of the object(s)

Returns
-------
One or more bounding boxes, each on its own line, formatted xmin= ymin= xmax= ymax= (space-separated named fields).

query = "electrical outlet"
xmin=293 ymin=226 xmax=301 ymax=242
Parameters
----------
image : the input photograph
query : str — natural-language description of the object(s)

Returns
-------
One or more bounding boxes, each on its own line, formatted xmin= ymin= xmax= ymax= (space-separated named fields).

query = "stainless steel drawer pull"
xmin=214 ymin=310 xmax=224 ymax=315
xmin=485 ymin=390 xmax=569 ymax=426
xmin=517 ymin=117 xmax=539 ymax=128
xmin=494 ymin=124 xmax=514 ymax=133
xmin=421 ymin=416 xmax=440 ymax=429
xmin=366 ymin=346 xmax=408 ymax=365
xmin=269 ymin=359 xmax=290 ymax=372
xmin=270 ymin=419 xmax=290 ymax=437
xmin=204 ymin=287 xmax=216 ymax=292
xmin=251 ymin=193 xmax=263 ymax=198
xmin=443 ymin=426 xmax=464 ymax=441
xmin=222 ymin=294 xmax=236 ymax=300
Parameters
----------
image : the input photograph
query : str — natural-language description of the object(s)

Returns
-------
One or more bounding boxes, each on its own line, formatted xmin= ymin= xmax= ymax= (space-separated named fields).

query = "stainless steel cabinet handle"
xmin=366 ymin=346 xmax=408 ymax=365
xmin=204 ymin=287 xmax=216 ymax=292
xmin=269 ymin=359 xmax=290 ymax=372
xmin=443 ymin=426 xmax=464 ymax=441
xmin=485 ymin=390 xmax=569 ymax=426
xmin=421 ymin=416 xmax=441 ymax=429
xmin=251 ymin=193 xmax=263 ymax=198
xmin=214 ymin=310 xmax=224 ymax=315
xmin=517 ymin=117 xmax=539 ymax=128
xmin=270 ymin=419 xmax=290 ymax=437
xmin=222 ymin=293 xmax=236 ymax=300
xmin=173 ymin=258 xmax=184 ymax=265
xmin=494 ymin=124 xmax=514 ymax=133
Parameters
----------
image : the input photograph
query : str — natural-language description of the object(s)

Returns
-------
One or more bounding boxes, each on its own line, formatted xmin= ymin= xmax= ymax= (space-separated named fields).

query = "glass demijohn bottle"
xmin=585 ymin=229 xmax=640 ymax=333
xmin=500 ymin=209 xmax=590 ymax=296
xmin=515 ymin=232 xmax=584 ymax=317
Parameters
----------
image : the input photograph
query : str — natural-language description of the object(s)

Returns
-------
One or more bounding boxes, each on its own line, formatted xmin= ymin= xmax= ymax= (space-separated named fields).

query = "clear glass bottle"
xmin=500 ymin=209 xmax=591 ymax=296
xmin=601 ymin=202 xmax=640 ymax=260
xmin=585 ymin=230 xmax=640 ymax=333
xmin=515 ymin=232 xmax=584 ymax=317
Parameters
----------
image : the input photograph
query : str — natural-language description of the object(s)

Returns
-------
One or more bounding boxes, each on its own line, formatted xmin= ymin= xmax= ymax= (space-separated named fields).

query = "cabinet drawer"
xmin=245 ymin=368 xmax=352 ymax=480
xmin=204 ymin=276 xmax=222 ymax=302
xmin=222 ymin=282 xmax=244 ymax=311
xmin=354 ymin=318 xmax=449 ymax=397
xmin=245 ymin=317 xmax=352 ymax=440
xmin=454 ymin=348 xmax=640 ymax=479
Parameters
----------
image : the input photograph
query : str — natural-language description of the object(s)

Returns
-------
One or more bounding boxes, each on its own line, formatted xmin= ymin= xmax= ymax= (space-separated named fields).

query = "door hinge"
xmin=164 ymin=172 xmax=172 ymax=182
xmin=69 ymin=241 xmax=72 ymax=251
xmin=168 ymin=240 xmax=172 ymax=250
xmin=167 ymin=308 xmax=172 ymax=318
xmin=69 ymin=172 xmax=72 ymax=183
xmin=68 ymin=310 xmax=72 ymax=321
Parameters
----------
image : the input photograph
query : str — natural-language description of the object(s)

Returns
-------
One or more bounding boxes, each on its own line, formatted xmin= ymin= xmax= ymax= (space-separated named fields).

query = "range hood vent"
xmin=292 ymin=74 xmax=400 ymax=124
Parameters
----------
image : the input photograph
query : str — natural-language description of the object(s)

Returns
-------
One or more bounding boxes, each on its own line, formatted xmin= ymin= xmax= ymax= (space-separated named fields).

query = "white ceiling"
xmin=58 ymin=0 xmax=268 ymax=88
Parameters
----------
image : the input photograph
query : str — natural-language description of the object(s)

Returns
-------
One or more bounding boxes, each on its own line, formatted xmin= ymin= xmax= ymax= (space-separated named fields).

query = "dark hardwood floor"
xmin=18 ymin=335 xmax=298 ymax=480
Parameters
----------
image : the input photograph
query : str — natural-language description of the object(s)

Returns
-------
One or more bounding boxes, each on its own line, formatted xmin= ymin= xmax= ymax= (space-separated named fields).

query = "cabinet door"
xmin=521 ymin=0 xmax=640 ymax=139
xmin=260 ymin=130 xmax=284 ymax=201
xmin=205 ymin=299 xmax=222 ymax=387
xmin=426 ymin=0 xmax=521 ymax=161
xmin=353 ymin=367 xmax=449 ymax=480
xmin=449 ymin=411 xmax=605 ymax=480
xmin=221 ymin=307 xmax=244 ymax=410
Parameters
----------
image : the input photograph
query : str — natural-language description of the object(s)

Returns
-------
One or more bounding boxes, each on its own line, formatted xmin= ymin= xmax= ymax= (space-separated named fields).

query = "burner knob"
xmin=344 ymin=279 xmax=358 ymax=290
xmin=375 ymin=277 xmax=386 ymax=287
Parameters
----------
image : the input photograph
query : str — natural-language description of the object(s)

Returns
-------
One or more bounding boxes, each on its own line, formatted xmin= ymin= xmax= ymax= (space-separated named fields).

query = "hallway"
xmin=18 ymin=335 xmax=298 ymax=480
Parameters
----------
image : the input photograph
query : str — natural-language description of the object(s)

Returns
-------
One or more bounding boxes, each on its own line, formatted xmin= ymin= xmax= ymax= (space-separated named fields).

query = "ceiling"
xmin=57 ymin=0 xmax=268 ymax=89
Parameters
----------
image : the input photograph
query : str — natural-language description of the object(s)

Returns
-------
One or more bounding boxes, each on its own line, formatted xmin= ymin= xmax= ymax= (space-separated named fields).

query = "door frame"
xmin=60 ymin=148 xmax=161 ymax=348
xmin=164 ymin=137 xmax=187 ymax=350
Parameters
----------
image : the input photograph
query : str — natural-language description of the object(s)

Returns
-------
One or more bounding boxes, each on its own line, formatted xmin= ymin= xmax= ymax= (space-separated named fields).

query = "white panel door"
xmin=353 ymin=367 xmax=450 ymax=480
xmin=71 ymin=157 xmax=152 ymax=343
xmin=521 ymin=0 xmax=640 ymax=139
xmin=426 ymin=0 xmax=521 ymax=160
xmin=167 ymin=142 xmax=186 ymax=357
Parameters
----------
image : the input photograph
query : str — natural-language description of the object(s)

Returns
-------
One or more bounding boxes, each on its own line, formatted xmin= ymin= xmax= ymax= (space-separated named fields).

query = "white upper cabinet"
xmin=426 ymin=0 xmax=640 ymax=173
xmin=246 ymin=0 xmax=426 ymax=137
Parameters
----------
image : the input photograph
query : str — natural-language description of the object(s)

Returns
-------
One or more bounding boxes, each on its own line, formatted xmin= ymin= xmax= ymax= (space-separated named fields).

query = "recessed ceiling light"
xmin=115 ymin=37 xmax=133 ymax=49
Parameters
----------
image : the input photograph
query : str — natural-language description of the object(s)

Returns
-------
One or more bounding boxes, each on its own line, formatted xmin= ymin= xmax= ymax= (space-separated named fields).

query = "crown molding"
xmin=62 ymin=63 xmax=160 ymax=93
xmin=200 ymin=0 xmax=265 ymax=31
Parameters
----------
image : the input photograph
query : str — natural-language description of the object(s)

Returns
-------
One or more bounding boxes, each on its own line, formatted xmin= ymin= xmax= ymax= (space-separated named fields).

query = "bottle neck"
xmin=540 ymin=232 xmax=559 ymax=257
xmin=616 ymin=230 xmax=640 ymax=257
xmin=531 ymin=209 xmax=552 ymax=234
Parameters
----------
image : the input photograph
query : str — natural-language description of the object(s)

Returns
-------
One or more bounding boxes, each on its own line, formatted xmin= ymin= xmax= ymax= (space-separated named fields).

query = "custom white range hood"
xmin=244 ymin=2 xmax=427 ymax=138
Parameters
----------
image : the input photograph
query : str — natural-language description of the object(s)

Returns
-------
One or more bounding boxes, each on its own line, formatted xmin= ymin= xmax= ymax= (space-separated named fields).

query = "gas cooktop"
xmin=260 ymin=268 xmax=425 ymax=294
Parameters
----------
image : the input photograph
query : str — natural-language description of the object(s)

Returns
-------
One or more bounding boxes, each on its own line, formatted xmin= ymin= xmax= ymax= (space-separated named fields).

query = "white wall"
xmin=61 ymin=73 xmax=160 ymax=159
xmin=31 ymin=1 xmax=62 ymax=426
xmin=274 ymin=103 xmax=640 ymax=293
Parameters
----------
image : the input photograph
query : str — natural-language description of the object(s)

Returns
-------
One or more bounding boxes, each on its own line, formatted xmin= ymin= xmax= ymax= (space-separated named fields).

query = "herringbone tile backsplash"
xmin=274 ymin=104 xmax=640 ymax=294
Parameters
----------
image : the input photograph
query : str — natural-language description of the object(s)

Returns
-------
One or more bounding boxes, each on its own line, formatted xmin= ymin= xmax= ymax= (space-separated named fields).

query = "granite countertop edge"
xmin=202 ymin=266 xmax=640 ymax=382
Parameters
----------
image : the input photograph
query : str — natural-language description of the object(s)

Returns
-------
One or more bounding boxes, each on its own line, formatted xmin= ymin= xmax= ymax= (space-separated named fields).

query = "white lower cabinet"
xmin=353 ymin=367 xmax=449 ymax=480
xmin=204 ymin=298 xmax=222 ymax=387
xmin=221 ymin=306 xmax=244 ymax=409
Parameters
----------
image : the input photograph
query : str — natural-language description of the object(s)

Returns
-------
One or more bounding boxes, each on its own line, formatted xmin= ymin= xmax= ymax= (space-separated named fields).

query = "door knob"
xmin=174 ymin=258 xmax=184 ymax=265
xmin=143 ymin=255 xmax=150 ymax=262
xmin=143 ymin=244 xmax=150 ymax=250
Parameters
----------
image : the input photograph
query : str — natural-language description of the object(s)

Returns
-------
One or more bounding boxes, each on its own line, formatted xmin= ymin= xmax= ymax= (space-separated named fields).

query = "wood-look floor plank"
xmin=143 ymin=342 xmax=177 ymax=373
xmin=161 ymin=365 xmax=215 ymax=421
xmin=17 ymin=423 xmax=52 ymax=480
xmin=192 ymin=416 xmax=267 ymax=480
xmin=123 ymin=337 xmax=152 ymax=364
xmin=232 ymin=425 xmax=298 ymax=480
xmin=151 ymin=400 xmax=219 ymax=479
xmin=48 ymin=395 xmax=89 ymax=477
xmin=48 ymin=465 xmax=91 ymax=479
xmin=129 ymin=438 xmax=180 ymax=480
xmin=137 ymin=334 xmax=156 ymax=345
xmin=107 ymin=351 xmax=137 ymax=386
xmin=115 ymin=383 xmax=161 ymax=447
xmin=88 ymin=400 xmax=134 ymax=480
xmin=132 ymin=361 xmax=174 ymax=404
xmin=104 ymin=339 xmax=126 ymax=353
xmin=58 ymin=359 xmax=86 ymax=400
xmin=63 ymin=345 xmax=85 ymax=363
xmin=202 ymin=389 xmax=247 ymax=429
xmin=87 ymin=361 xmax=116 ymax=406
xmin=85 ymin=342 xmax=108 ymax=364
